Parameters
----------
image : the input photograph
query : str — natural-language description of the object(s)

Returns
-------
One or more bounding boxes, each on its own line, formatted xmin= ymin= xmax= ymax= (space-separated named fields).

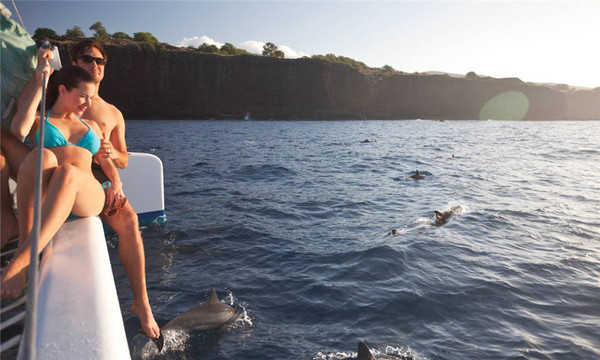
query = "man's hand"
xmin=99 ymin=139 xmax=118 ymax=160
xmin=103 ymin=182 xmax=127 ymax=217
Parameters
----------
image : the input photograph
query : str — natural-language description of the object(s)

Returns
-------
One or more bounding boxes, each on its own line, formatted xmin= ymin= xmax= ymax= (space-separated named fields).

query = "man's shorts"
xmin=91 ymin=163 xmax=110 ymax=184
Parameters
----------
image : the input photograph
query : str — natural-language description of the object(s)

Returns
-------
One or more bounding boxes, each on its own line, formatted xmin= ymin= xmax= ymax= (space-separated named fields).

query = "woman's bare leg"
xmin=16 ymin=149 xmax=57 ymax=248
xmin=0 ymin=128 xmax=32 ymax=178
xmin=1 ymin=149 xmax=19 ymax=248
xmin=37 ymin=164 xmax=104 ymax=242
xmin=1 ymin=163 xmax=104 ymax=298
xmin=1 ymin=129 xmax=33 ymax=248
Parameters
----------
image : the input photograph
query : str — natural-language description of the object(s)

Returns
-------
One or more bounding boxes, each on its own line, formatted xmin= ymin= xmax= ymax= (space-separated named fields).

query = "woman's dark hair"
xmin=45 ymin=65 xmax=94 ymax=110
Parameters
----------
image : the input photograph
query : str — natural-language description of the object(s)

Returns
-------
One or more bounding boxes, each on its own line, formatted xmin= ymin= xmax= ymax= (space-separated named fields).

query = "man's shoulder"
xmin=88 ymin=97 xmax=124 ymax=121
xmin=96 ymin=97 xmax=123 ymax=117
xmin=106 ymin=102 xmax=124 ymax=121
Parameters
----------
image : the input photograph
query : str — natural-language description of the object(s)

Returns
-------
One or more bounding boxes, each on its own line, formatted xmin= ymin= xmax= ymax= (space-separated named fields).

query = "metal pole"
xmin=20 ymin=68 xmax=48 ymax=360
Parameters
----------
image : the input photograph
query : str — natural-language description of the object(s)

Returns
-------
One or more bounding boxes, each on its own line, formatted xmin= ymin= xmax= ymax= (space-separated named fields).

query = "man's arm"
xmin=89 ymin=121 xmax=126 ymax=212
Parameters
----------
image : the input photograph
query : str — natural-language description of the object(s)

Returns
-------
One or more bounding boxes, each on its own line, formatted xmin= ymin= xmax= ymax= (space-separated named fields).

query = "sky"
xmin=4 ymin=0 xmax=599 ymax=88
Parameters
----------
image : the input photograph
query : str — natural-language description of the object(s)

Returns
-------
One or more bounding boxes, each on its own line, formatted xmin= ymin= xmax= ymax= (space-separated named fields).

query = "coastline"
xmin=50 ymin=40 xmax=600 ymax=121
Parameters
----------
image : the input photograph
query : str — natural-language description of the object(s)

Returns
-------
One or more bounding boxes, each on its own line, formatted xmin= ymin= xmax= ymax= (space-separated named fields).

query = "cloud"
xmin=239 ymin=40 xmax=265 ymax=55
xmin=279 ymin=45 xmax=310 ymax=59
xmin=179 ymin=37 xmax=310 ymax=58
xmin=239 ymin=41 xmax=309 ymax=58
xmin=178 ymin=35 xmax=223 ymax=48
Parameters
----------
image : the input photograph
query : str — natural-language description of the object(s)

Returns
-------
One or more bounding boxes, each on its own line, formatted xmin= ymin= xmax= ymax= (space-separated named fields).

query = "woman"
xmin=1 ymin=64 xmax=125 ymax=298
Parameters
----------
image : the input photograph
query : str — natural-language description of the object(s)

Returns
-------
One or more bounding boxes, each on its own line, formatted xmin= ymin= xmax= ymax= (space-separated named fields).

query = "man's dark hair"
xmin=69 ymin=39 xmax=108 ymax=63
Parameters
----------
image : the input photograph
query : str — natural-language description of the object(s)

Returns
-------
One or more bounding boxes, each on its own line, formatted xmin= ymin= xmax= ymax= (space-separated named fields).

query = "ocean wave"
xmin=231 ymin=163 xmax=297 ymax=181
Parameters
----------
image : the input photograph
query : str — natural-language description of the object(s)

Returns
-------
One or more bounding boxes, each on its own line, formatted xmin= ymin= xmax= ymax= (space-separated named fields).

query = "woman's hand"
xmin=37 ymin=47 xmax=53 ymax=63
xmin=35 ymin=48 xmax=54 ymax=85
xmin=99 ymin=139 xmax=118 ymax=160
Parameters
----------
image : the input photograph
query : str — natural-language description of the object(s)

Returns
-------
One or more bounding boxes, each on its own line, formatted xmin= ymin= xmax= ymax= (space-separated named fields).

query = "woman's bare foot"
xmin=1 ymin=269 xmax=26 ymax=299
xmin=132 ymin=300 xmax=160 ymax=339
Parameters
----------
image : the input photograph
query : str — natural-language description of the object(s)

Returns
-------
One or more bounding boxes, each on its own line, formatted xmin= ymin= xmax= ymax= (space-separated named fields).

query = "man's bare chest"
xmin=85 ymin=109 xmax=116 ymax=136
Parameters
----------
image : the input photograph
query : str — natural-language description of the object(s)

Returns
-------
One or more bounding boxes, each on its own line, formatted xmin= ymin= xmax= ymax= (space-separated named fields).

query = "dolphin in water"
xmin=409 ymin=170 xmax=425 ymax=180
xmin=357 ymin=341 xmax=413 ymax=360
xmin=433 ymin=205 xmax=463 ymax=226
xmin=150 ymin=288 xmax=238 ymax=352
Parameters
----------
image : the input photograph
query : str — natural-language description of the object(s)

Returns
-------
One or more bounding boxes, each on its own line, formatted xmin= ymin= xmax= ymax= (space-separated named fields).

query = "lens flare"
xmin=479 ymin=91 xmax=530 ymax=120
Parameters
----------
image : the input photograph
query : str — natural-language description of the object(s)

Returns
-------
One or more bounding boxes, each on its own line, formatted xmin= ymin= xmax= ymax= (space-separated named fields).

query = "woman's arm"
xmin=16 ymin=49 xmax=52 ymax=111
xmin=12 ymin=50 xmax=53 ymax=138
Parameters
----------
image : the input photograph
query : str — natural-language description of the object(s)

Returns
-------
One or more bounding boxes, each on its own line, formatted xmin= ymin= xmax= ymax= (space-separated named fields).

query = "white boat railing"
xmin=1 ymin=218 xmax=131 ymax=360
xmin=1 ymin=238 xmax=25 ymax=355
xmin=35 ymin=217 xmax=130 ymax=359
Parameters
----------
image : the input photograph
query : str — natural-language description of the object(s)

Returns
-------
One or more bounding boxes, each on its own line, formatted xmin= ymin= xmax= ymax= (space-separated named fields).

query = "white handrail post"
xmin=20 ymin=68 xmax=48 ymax=360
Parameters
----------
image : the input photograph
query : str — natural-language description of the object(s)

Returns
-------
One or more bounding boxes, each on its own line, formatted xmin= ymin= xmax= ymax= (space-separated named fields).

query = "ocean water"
xmin=111 ymin=120 xmax=600 ymax=360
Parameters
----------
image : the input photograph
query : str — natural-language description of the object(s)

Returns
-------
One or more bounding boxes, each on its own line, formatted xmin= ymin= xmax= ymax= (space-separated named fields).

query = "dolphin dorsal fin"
xmin=208 ymin=288 xmax=220 ymax=303
xmin=357 ymin=342 xmax=376 ymax=360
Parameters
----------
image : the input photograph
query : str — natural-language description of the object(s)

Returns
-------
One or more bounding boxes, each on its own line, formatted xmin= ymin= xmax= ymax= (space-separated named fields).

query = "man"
xmin=69 ymin=39 xmax=159 ymax=339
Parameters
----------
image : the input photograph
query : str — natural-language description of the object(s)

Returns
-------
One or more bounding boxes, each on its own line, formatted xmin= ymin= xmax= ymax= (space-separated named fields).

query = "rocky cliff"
xmin=58 ymin=42 xmax=599 ymax=120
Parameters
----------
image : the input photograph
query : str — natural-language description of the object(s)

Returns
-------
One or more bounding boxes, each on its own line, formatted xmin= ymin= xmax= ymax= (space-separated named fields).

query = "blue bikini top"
xmin=35 ymin=111 xmax=101 ymax=155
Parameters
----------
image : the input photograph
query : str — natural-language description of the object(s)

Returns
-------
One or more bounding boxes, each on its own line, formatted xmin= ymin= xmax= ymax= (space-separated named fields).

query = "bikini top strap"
xmin=74 ymin=114 xmax=91 ymax=131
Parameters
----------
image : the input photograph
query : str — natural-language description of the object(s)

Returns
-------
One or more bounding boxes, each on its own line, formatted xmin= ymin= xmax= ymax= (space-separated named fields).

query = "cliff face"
xmin=564 ymin=88 xmax=600 ymax=120
xmin=59 ymin=43 xmax=599 ymax=120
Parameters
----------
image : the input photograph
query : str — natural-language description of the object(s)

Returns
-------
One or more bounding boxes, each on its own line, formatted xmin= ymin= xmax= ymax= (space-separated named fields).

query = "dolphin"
xmin=409 ymin=170 xmax=425 ymax=180
xmin=433 ymin=205 xmax=463 ymax=226
xmin=150 ymin=288 xmax=238 ymax=352
xmin=357 ymin=341 xmax=413 ymax=360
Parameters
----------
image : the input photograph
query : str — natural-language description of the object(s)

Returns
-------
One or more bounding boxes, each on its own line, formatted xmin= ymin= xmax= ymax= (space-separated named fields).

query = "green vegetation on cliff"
xmin=90 ymin=21 xmax=109 ymax=41
xmin=133 ymin=32 xmax=159 ymax=44
xmin=196 ymin=42 xmax=250 ymax=56
xmin=111 ymin=32 xmax=133 ymax=41
xmin=262 ymin=42 xmax=284 ymax=58
xmin=33 ymin=27 xmax=60 ymax=41
xmin=64 ymin=25 xmax=85 ymax=40
xmin=32 ymin=22 xmax=160 ymax=46
xmin=311 ymin=53 xmax=368 ymax=71
xmin=32 ymin=23 xmax=376 ymax=69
